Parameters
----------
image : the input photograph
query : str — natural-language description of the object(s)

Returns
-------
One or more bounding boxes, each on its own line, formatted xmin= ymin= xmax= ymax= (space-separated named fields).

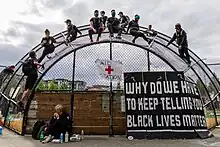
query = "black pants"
xmin=179 ymin=46 xmax=191 ymax=63
xmin=130 ymin=29 xmax=151 ymax=44
xmin=38 ymin=45 xmax=55 ymax=63
xmin=46 ymin=118 xmax=72 ymax=139
xmin=88 ymin=27 xmax=103 ymax=41
xmin=67 ymin=34 xmax=77 ymax=43
xmin=46 ymin=120 xmax=64 ymax=139
xmin=120 ymin=23 xmax=128 ymax=32
xmin=107 ymin=24 xmax=122 ymax=37
xmin=25 ymin=75 xmax=38 ymax=90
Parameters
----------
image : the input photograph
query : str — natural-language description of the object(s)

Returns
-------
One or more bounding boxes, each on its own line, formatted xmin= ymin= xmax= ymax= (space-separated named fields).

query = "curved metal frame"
xmin=0 ymin=24 xmax=218 ymax=135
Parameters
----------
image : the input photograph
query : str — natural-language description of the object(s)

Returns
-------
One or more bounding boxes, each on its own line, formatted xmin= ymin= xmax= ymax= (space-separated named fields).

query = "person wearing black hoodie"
xmin=166 ymin=23 xmax=191 ymax=64
xmin=107 ymin=9 xmax=122 ymax=39
xmin=38 ymin=29 xmax=57 ymax=63
xmin=126 ymin=14 xmax=151 ymax=44
xmin=18 ymin=51 xmax=40 ymax=109
xmin=64 ymin=19 xmax=82 ymax=44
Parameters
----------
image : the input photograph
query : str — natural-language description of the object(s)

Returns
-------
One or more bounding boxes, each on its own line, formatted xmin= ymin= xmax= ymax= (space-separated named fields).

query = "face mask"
xmin=135 ymin=18 xmax=139 ymax=22
xmin=111 ymin=12 xmax=116 ymax=17
xmin=94 ymin=13 xmax=98 ymax=17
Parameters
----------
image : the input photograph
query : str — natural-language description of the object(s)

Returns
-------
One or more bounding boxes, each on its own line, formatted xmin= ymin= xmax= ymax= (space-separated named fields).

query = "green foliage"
xmin=36 ymin=80 xmax=47 ymax=91
xmin=48 ymin=80 xmax=58 ymax=90
xmin=59 ymin=82 xmax=69 ymax=90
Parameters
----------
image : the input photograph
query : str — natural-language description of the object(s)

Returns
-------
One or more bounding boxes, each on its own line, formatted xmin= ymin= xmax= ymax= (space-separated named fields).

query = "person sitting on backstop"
xmin=64 ymin=19 xmax=82 ymax=45
xmin=88 ymin=10 xmax=104 ymax=42
xmin=107 ymin=9 xmax=122 ymax=39
xmin=100 ymin=11 xmax=108 ymax=28
xmin=126 ymin=14 xmax=151 ymax=44
xmin=42 ymin=104 xmax=71 ymax=143
xmin=38 ymin=29 xmax=57 ymax=63
xmin=118 ymin=11 xmax=130 ymax=33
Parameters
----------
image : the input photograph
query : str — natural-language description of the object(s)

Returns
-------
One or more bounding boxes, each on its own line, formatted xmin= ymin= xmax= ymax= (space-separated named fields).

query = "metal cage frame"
xmin=0 ymin=24 xmax=219 ymax=135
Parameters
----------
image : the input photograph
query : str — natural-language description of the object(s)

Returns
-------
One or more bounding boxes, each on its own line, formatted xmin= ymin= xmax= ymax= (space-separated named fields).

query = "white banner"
xmin=95 ymin=59 xmax=123 ymax=81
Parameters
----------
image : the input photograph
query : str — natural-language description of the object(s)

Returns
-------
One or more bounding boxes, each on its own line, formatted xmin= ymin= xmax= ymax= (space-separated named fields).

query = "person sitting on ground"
xmin=100 ymin=11 xmax=108 ymax=28
xmin=18 ymin=51 xmax=41 ymax=109
xmin=166 ymin=23 xmax=191 ymax=64
xmin=118 ymin=11 xmax=129 ymax=33
xmin=64 ymin=19 xmax=82 ymax=45
xmin=107 ymin=9 xmax=122 ymax=39
xmin=38 ymin=29 xmax=58 ymax=63
xmin=145 ymin=24 xmax=157 ymax=37
xmin=42 ymin=104 xmax=71 ymax=143
xmin=126 ymin=14 xmax=151 ymax=44
xmin=89 ymin=10 xmax=104 ymax=42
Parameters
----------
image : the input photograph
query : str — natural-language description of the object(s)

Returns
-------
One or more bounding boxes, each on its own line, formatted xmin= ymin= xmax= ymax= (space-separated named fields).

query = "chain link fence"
xmin=0 ymin=25 xmax=220 ymax=134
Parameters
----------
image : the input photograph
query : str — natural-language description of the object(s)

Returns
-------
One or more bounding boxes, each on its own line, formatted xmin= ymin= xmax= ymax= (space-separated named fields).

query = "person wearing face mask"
xmin=166 ymin=23 xmax=191 ymax=64
xmin=118 ymin=11 xmax=130 ymax=33
xmin=107 ymin=9 xmax=122 ymax=39
xmin=64 ymin=19 xmax=82 ymax=44
xmin=126 ymin=14 xmax=151 ymax=44
xmin=100 ymin=11 xmax=108 ymax=28
xmin=38 ymin=29 xmax=57 ymax=63
xmin=88 ymin=10 xmax=104 ymax=42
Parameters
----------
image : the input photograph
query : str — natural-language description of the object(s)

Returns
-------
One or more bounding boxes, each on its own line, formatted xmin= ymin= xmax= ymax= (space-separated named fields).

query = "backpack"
xmin=22 ymin=60 xmax=32 ymax=76
xmin=125 ymin=15 xmax=130 ymax=23
xmin=32 ymin=120 xmax=46 ymax=140
xmin=37 ymin=125 xmax=47 ymax=140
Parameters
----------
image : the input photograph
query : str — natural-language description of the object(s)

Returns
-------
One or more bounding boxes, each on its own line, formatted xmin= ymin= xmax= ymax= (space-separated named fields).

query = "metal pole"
xmin=147 ymin=51 xmax=150 ymax=71
xmin=109 ymin=42 xmax=114 ymax=137
xmin=71 ymin=50 xmax=76 ymax=132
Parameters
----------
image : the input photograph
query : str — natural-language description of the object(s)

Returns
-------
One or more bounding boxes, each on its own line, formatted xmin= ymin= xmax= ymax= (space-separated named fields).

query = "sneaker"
xmin=188 ymin=60 xmax=191 ymax=65
xmin=42 ymin=135 xmax=54 ymax=144
xmin=46 ymin=55 xmax=52 ymax=59
xmin=116 ymin=35 xmax=122 ymax=39
xmin=41 ymin=64 xmax=45 ymax=70
xmin=109 ymin=34 xmax=114 ymax=38
xmin=132 ymin=39 xmax=135 ymax=43
xmin=148 ymin=39 xmax=152 ymax=45
xmin=64 ymin=41 xmax=68 ymax=46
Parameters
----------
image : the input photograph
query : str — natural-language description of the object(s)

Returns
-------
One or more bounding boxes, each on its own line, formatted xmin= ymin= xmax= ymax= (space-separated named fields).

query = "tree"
xmin=36 ymin=80 xmax=47 ymax=91
xmin=48 ymin=80 xmax=58 ymax=90
xmin=59 ymin=82 xmax=69 ymax=90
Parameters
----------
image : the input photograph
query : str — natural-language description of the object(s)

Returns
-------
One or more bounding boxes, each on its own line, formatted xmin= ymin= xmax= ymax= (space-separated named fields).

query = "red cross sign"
xmin=105 ymin=66 xmax=114 ymax=75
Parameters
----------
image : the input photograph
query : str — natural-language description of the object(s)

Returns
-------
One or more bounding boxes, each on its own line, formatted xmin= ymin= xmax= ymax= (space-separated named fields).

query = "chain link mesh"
xmin=0 ymin=25 xmax=220 ymax=134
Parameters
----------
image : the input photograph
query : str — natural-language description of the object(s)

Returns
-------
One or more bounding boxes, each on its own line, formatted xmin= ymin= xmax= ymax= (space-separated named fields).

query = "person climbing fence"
xmin=18 ymin=51 xmax=42 ymax=109
xmin=166 ymin=23 xmax=191 ymax=65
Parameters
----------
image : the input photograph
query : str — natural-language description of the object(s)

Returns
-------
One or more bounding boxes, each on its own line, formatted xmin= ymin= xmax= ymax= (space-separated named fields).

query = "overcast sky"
xmin=0 ymin=0 xmax=220 ymax=81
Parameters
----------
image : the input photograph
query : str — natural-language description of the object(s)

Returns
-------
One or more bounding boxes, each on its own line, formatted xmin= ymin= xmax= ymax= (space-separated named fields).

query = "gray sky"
xmin=0 ymin=0 xmax=220 ymax=84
